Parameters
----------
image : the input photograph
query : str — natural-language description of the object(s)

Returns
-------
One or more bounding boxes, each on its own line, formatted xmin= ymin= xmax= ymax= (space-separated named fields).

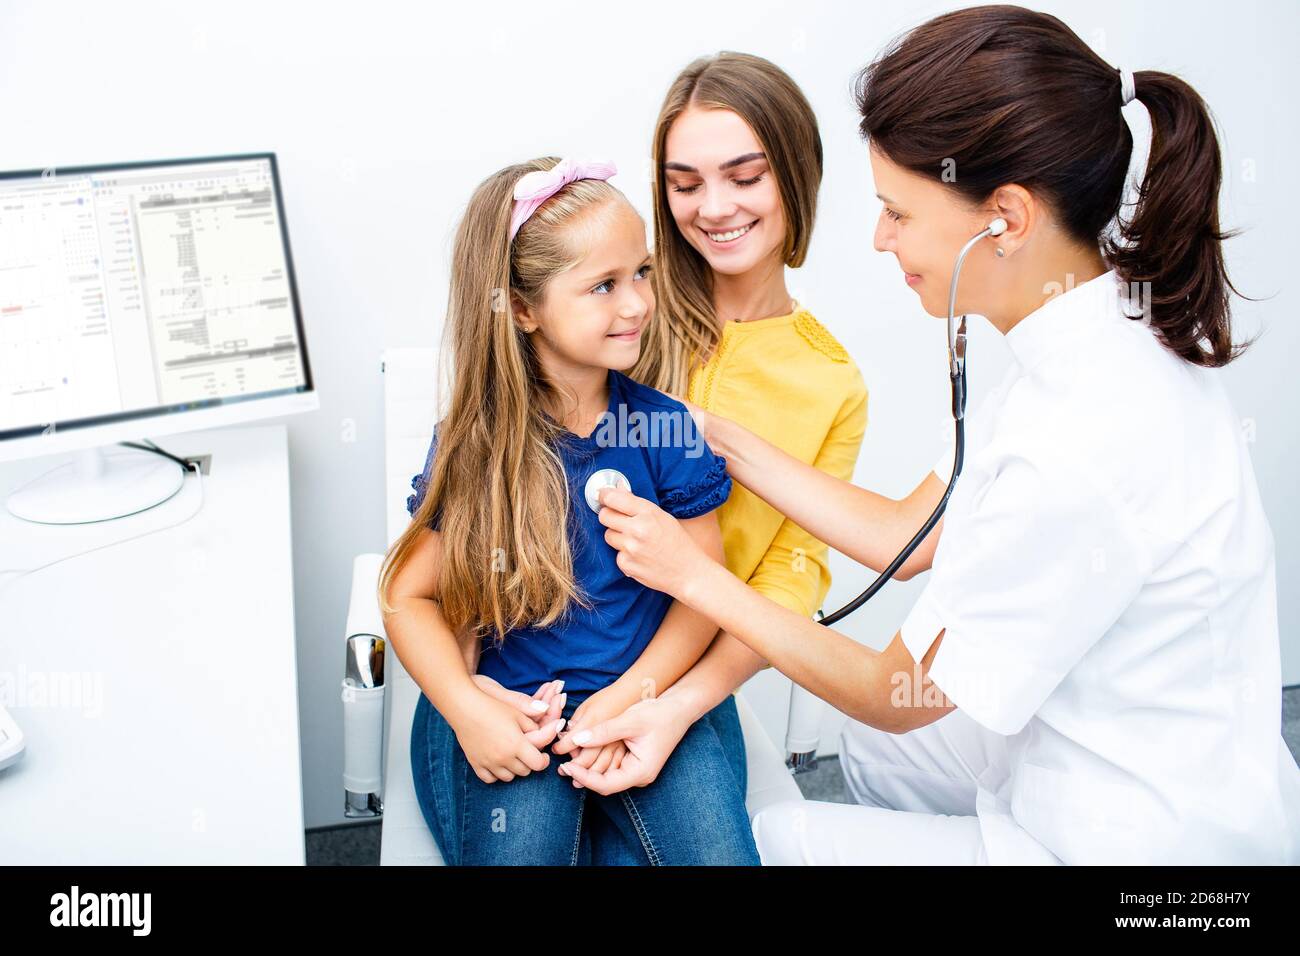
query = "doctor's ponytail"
xmin=1106 ymin=70 xmax=1250 ymax=366
xmin=854 ymin=4 xmax=1252 ymax=368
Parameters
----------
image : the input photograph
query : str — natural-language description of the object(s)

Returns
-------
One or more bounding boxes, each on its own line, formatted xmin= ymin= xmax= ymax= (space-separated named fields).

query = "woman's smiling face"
xmin=869 ymin=142 xmax=1002 ymax=319
xmin=663 ymin=106 xmax=787 ymax=277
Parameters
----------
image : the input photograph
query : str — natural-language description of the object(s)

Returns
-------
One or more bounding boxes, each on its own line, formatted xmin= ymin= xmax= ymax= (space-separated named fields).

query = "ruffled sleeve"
xmin=656 ymin=444 xmax=732 ymax=520
xmin=406 ymin=424 xmax=443 ymax=530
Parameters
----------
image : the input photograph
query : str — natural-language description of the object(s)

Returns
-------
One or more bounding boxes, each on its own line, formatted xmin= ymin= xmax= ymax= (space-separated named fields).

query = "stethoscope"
xmin=818 ymin=216 xmax=1007 ymax=626
xmin=585 ymin=216 xmax=1008 ymax=629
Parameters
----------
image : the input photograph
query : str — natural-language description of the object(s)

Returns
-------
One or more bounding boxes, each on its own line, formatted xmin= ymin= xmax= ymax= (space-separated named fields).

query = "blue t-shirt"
xmin=405 ymin=368 xmax=732 ymax=703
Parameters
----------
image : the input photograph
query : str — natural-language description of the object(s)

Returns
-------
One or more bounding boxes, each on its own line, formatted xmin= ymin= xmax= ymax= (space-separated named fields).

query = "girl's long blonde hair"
xmin=378 ymin=157 xmax=629 ymax=646
xmin=629 ymin=51 xmax=825 ymax=397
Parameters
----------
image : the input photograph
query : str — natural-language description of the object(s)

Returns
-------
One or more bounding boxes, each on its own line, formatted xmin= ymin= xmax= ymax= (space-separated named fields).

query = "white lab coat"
xmin=752 ymin=269 xmax=1300 ymax=865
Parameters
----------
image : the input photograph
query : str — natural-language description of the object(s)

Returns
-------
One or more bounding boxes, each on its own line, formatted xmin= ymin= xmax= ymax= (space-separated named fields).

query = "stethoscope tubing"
xmin=816 ymin=222 xmax=998 ymax=628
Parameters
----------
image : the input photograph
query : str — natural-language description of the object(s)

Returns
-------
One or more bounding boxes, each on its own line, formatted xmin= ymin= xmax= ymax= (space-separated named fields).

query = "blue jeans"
xmin=410 ymin=690 xmax=758 ymax=865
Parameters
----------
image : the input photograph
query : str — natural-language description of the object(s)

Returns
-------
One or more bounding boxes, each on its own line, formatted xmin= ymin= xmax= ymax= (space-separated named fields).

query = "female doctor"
xmin=553 ymin=5 xmax=1300 ymax=864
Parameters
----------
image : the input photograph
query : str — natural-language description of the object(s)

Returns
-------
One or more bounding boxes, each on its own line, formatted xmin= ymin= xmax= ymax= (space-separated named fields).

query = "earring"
xmin=995 ymin=247 xmax=1006 ymax=257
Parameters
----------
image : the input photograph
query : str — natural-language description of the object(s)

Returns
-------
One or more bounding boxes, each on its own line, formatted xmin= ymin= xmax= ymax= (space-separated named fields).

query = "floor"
xmin=305 ymin=686 xmax=1300 ymax=865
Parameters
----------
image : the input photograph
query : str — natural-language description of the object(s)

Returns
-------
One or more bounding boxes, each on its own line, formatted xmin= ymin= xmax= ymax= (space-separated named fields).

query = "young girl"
xmin=378 ymin=156 xmax=760 ymax=866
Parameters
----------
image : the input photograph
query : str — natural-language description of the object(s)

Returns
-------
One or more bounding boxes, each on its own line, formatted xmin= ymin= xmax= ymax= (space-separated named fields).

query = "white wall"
xmin=3 ymin=0 xmax=1295 ymax=829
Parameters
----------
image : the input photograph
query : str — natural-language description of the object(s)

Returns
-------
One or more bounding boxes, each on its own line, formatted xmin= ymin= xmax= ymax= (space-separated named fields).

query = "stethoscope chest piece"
xmin=584 ymin=468 xmax=630 ymax=513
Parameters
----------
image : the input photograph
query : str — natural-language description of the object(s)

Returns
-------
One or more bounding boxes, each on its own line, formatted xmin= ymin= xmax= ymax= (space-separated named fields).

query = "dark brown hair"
xmin=854 ymin=4 xmax=1252 ymax=367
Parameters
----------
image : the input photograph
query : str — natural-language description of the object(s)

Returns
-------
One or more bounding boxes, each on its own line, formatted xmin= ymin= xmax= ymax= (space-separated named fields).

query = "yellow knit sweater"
xmin=687 ymin=302 xmax=869 ymax=622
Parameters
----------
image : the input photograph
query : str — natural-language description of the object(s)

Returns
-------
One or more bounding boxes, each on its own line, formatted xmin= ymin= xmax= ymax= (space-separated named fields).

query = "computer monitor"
xmin=0 ymin=152 xmax=317 ymax=523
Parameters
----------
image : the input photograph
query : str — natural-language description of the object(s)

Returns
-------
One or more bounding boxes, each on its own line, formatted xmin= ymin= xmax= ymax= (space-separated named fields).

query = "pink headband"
xmin=509 ymin=157 xmax=618 ymax=242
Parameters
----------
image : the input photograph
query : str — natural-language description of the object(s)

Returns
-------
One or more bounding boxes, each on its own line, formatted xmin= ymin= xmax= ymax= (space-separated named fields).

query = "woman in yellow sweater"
xmin=552 ymin=52 xmax=868 ymax=794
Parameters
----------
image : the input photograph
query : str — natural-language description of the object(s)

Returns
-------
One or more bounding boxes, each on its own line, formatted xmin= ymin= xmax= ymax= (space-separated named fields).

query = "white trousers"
xmin=751 ymin=707 xmax=1006 ymax=865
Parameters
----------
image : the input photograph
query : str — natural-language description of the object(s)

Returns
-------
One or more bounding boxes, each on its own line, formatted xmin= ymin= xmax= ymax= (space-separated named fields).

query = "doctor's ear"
xmin=986 ymin=184 xmax=1035 ymax=257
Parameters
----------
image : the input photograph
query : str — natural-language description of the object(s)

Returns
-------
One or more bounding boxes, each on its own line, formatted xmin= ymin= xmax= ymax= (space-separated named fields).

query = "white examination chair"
xmin=342 ymin=348 xmax=827 ymax=865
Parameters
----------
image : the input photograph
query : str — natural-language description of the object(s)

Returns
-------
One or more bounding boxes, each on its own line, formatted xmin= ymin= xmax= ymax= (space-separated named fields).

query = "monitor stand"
xmin=5 ymin=445 xmax=187 ymax=525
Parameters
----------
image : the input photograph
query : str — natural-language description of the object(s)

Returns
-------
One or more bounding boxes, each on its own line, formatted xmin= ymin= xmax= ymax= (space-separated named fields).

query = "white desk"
xmin=0 ymin=425 xmax=305 ymax=863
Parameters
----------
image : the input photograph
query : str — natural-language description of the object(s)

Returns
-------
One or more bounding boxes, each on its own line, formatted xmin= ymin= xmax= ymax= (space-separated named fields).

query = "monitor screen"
xmin=0 ymin=153 xmax=313 ymax=442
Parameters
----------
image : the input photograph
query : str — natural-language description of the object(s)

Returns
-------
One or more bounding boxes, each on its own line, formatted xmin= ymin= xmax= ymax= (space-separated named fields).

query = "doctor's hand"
xmin=596 ymin=487 xmax=710 ymax=602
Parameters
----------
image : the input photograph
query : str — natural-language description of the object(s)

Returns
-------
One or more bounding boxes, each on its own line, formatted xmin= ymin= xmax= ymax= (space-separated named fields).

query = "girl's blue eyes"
xmin=594 ymin=264 xmax=652 ymax=294
xmin=670 ymin=174 xmax=765 ymax=195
